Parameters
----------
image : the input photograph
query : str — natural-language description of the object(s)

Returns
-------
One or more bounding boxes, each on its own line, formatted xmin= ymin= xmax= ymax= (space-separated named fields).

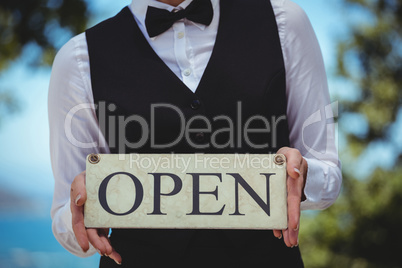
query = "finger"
xmin=273 ymin=229 xmax=282 ymax=239
xmin=287 ymin=174 xmax=301 ymax=248
xmin=70 ymin=171 xmax=88 ymax=252
xmin=71 ymin=171 xmax=87 ymax=206
xmin=71 ymin=198 xmax=89 ymax=252
xmin=282 ymin=229 xmax=292 ymax=248
xmin=88 ymin=228 xmax=109 ymax=255
xmin=98 ymin=229 xmax=113 ymax=256
xmin=108 ymin=248 xmax=122 ymax=265
xmin=288 ymin=226 xmax=299 ymax=247
xmin=287 ymin=178 xmax=301 ymax=227
xmin=279 ymin=148 xmax=303 ymax=179
xmin=299 ymin=158 xmax=308 ymax=201
xmin=287 ymin=193 xmax=300 ymax=247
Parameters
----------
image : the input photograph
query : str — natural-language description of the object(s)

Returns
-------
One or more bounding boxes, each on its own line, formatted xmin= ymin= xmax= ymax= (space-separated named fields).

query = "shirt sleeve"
xmin=273 ymin=0 xmax=342 ymax=210
xmin=48 ymin=33 xmax=109 ymax=257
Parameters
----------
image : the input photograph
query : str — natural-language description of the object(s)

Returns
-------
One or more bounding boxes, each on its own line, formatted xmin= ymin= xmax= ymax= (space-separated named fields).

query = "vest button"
xmin=195 ymin=132 xmax=205 ymax=142
xmin=190 ymin=100 xmax=201 ymax=110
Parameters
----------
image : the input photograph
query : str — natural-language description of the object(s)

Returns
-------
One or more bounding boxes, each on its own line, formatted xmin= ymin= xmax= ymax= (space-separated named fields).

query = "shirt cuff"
xmin=300 ymin=157 xmax=337 ymax=210
xmin=52 ymin=199 xmax=97 ymax=258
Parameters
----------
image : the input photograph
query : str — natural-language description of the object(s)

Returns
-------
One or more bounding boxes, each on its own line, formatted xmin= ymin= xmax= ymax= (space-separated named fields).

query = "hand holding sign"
xmin=71 ymin=149 xmax=304 ymax=264
xmin=70 ymin=171 xmax=122 ymax=265
xmin=273 ymin=147 xmax=308 ymax=248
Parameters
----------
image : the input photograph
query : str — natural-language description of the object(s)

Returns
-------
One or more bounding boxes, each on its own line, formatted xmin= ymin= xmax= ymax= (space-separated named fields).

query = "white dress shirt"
xmin=48 ymin=0 xmax=342 ymax=257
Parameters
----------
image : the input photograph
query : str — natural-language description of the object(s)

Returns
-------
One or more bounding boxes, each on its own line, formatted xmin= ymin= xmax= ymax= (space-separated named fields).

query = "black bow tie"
xmin=145 ymin=0 xmax=213 ymax=38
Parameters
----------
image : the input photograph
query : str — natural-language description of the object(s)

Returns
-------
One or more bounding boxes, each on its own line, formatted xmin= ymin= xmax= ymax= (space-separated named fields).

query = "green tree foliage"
xmin=300 ymin=1 xmax=402 ymax=267
xmin=338 ymin=0 xmax=402 ymax=151
xmin=0 ymin=0 xmax=89 ymax=68
xmin=0 ymin=0 xmax=89 ymax=124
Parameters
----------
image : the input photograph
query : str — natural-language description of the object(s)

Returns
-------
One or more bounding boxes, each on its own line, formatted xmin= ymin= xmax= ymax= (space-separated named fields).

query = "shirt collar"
xmin=130 ymin=0 xmax=211 ymax=38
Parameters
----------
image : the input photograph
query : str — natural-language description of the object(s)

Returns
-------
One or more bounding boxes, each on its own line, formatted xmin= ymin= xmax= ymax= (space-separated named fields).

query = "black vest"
xmin=86 ymin=0 xmax=303 ymax=266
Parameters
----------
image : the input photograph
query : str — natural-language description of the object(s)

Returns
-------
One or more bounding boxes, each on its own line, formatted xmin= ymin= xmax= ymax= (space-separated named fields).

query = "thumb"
xmin=72 ymin=171 xmax=87 ymax=207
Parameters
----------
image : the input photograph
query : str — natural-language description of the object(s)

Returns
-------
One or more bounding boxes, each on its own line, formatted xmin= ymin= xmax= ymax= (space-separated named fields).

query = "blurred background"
xmin=0 ymin=0 xmax=401 ymax=267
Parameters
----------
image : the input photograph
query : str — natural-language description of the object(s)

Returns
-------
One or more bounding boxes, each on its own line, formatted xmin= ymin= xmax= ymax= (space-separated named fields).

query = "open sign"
xmin=84 ymin=154 xmax=287 ymax=230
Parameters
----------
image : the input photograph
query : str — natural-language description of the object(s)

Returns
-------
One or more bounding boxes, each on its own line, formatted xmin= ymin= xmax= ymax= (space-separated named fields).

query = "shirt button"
xmin=195 ymin=132 xmax=205 ymax=142
xmin=177 ymin=32 xmax=185 ymax=39
xmin=190 ymin=100 xmax=201 ymax=110
xmin=183 ymin=68 xmax=192 ymax=76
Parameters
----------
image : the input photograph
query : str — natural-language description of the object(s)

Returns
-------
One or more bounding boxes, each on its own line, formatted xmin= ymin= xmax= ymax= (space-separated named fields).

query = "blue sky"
xmin=0 ymin=1 xmax=374 ymax=267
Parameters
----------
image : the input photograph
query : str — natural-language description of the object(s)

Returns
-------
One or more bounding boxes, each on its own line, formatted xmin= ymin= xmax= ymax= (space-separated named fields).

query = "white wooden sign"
xmin=84 ymin=153 xmax=287 ymax=230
